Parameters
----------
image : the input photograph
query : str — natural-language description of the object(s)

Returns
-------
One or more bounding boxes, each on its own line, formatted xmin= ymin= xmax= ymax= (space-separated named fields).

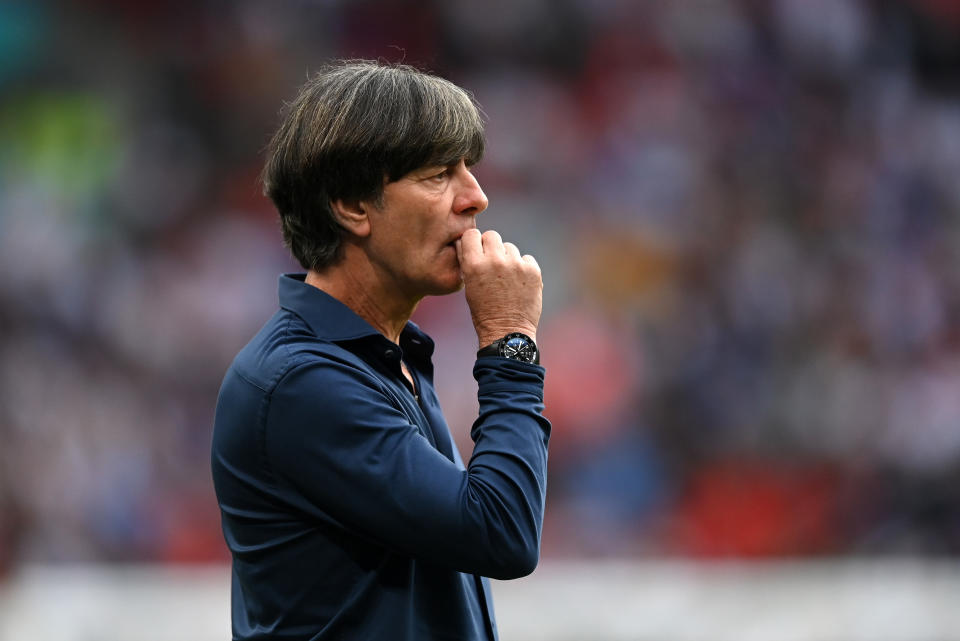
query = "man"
xmin=211 ymin=60 xmax=550 ymax=640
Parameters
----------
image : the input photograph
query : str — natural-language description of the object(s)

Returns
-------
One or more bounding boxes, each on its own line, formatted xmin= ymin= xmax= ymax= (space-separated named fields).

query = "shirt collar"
xmin=278 ymin=273 xmax=435 ymax=358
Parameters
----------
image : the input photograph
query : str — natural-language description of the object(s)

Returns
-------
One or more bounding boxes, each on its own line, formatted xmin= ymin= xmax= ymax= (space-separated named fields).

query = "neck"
xmin=305 ymin=253 xmax=419 ymax=345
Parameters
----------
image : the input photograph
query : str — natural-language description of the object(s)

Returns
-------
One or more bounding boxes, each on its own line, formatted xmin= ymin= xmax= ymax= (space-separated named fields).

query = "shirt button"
xmin=384 ymin=349 xmax=396 ymax=359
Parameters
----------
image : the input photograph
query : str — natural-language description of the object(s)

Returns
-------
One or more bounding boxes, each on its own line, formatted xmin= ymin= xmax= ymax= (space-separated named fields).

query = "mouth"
xmin=447 ymin=229 xmax=473 ymax=247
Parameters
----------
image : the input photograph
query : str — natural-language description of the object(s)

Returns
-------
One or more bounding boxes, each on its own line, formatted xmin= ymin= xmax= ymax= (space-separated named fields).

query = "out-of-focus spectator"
xmin=2 ymin=0 xmax=960 ymax=573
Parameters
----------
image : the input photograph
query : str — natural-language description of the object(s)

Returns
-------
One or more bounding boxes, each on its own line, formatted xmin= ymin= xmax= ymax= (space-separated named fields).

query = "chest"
xmin=374 ymin=360 xmax=463 ymax=467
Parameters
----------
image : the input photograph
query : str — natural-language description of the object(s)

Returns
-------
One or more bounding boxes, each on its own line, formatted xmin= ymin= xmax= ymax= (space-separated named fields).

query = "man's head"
xmin=262 ymin=60 xmax=486 ymax=271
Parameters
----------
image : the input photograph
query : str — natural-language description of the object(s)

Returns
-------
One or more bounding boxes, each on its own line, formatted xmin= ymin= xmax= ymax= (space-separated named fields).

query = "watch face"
xmin=500 ymin=333 xmax=538 ymax=363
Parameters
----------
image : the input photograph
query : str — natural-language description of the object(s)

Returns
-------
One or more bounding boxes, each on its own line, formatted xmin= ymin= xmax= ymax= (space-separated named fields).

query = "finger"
xmin=481 ymin=230 xmax=503 ymax=255
xmin=503 ymin=242 xmax=522 ymax=259
xmin=522 ymin=254 xmax=540 ymax=270
xmin=457 ymin=228 xmax=482 ymax=264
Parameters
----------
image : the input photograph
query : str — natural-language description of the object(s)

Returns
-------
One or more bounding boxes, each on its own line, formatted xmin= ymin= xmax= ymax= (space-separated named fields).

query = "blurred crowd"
xmin=2 ymin=0 xmax=959 ymax=574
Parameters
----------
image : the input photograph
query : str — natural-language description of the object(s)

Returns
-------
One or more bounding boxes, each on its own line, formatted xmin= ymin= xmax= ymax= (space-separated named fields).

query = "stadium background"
xmin=1 ymin=0 xmax=959 ymax=638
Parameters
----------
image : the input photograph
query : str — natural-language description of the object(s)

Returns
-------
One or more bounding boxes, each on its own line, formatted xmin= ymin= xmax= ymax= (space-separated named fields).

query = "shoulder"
xmin=228 ymin=308 xmax=375 ymax=395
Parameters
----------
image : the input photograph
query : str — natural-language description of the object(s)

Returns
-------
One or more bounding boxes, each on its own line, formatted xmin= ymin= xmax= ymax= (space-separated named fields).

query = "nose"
xmin=452 ymin=162 xmax=488 ymax=216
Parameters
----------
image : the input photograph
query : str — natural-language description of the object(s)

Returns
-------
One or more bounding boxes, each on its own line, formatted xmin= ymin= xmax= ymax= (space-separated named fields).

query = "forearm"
xmin=458 ymin=357 xmax=550 ymax=578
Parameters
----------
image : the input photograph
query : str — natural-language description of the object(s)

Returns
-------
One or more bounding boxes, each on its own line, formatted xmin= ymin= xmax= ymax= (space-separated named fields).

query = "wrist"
xmin=476 ymin=326 xmax=537 ymax=349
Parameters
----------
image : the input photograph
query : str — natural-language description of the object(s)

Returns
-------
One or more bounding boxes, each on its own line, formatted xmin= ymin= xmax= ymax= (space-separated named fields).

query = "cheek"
xmin=433 ymin=245 xmax=460 ymax=278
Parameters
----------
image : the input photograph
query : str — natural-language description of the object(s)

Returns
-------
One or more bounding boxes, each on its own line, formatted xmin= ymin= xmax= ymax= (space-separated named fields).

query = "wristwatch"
xmin=477 ymin=332 xmax=540 ymax=365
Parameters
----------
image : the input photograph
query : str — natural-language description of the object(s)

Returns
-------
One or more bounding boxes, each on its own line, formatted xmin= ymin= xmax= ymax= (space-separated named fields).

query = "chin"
xmin=425 ymin=272 xmax=465 ymax=296
xmin=431 ymin=280 xmax=465 ymax=296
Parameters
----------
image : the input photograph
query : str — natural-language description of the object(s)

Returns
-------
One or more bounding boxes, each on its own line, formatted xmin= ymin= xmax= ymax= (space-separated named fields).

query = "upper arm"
xmin=263 ymin=358 xmax=546 ymax=578
xmin=265 ymin=361 xmax=469 ymax=557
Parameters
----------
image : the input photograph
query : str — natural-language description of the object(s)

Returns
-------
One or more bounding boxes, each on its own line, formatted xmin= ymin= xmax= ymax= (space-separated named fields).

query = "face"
xmin=363 ymin=159 xmax=488 ymax=299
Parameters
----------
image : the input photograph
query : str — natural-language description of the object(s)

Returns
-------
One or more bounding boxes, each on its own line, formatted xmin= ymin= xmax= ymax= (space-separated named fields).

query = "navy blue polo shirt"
xmin=211 ymin=274 xmax=550 ymax=640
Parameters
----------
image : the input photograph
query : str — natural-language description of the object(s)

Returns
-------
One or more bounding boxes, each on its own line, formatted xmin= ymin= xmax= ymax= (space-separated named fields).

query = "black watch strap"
xmin=477 ymin=332 xmax=540 ymax=365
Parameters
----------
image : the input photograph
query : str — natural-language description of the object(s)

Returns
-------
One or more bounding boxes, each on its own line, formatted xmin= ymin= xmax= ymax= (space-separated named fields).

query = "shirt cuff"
xmin=474 ymin=357 xmax=545 ymax=400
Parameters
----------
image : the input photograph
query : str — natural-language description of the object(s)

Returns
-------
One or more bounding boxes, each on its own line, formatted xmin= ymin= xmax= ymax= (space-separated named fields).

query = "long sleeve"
xmin=263 ymin=355 xmax=549 ymax=579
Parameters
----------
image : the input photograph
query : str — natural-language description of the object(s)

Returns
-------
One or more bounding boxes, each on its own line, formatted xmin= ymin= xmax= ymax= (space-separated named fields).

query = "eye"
xmin=430 ymin=168 xmax=452 ymax=181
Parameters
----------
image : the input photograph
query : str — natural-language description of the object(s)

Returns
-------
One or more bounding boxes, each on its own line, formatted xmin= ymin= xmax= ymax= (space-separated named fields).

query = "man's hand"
xmin=456 ymin=229 xmax=542 ymax=349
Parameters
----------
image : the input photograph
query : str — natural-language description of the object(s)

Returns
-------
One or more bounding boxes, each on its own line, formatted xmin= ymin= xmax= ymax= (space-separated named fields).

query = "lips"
xmin=447 ymin=229 xmax=473 ymax=246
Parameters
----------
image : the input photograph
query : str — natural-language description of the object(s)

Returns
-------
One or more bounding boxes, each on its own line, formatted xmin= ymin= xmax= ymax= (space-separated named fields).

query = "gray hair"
xmin=262 ymin=60 xmax=486 ymax=271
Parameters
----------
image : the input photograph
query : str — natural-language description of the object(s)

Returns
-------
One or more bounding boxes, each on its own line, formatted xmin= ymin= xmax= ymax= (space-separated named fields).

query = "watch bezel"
xmin=497 ymin=332 xmax=538 ymax=364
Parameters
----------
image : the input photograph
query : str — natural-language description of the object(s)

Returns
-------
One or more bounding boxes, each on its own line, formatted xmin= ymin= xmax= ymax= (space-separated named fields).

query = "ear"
xmin=330 ymin=198 xmax=371 ymax=238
